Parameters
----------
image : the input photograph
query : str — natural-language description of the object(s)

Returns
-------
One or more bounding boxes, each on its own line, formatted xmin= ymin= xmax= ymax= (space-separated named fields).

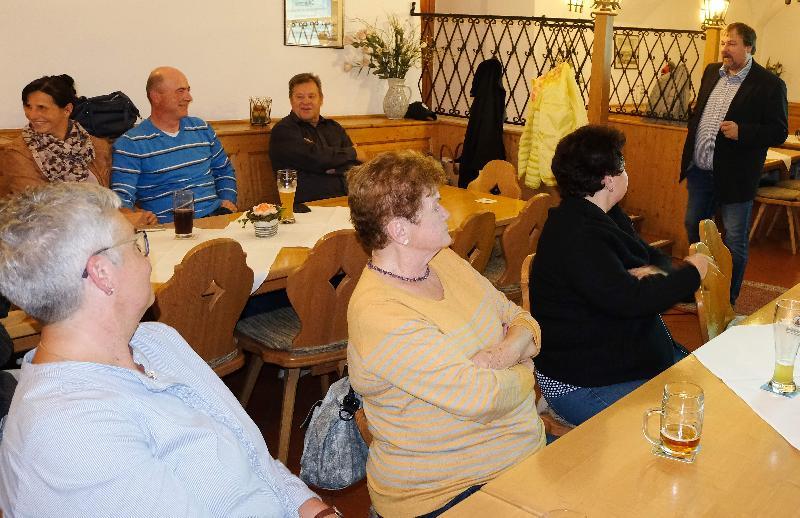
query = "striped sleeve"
xmin=110 ymin=137 xmax=142 ymax=208
xmin=350 ymin=300 xmax=534 ymax=425
xmin=205 ymin=126 xmax=237 ymax=204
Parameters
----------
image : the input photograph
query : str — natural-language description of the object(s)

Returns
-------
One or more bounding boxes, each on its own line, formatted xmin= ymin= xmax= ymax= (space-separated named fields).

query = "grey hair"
xmin=0 ymin=183 xmax=123 ymax=324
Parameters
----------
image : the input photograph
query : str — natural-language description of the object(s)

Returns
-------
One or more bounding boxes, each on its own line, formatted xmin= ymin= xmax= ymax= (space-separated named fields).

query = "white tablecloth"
xmin=694 ymin=324 xmax=800 ymax=449
xmin=148 ymin=206 xmax=353 ymax=293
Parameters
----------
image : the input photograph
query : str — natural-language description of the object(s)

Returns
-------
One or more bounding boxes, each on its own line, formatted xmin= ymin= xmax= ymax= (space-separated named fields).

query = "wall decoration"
xmin=285 ymin=0 xmax=343 ymax=48
xmin=614 ymin=33 xmax=639 ymax=70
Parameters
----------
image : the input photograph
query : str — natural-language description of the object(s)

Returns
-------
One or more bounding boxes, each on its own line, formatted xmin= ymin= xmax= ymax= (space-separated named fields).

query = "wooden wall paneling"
xmin=347 ymin=123 xmax=432 ymax=160
xmin=609 ymin=116 xmax=690 ymax=255
xmin=788 ymin=102 xmax=800 ymax=135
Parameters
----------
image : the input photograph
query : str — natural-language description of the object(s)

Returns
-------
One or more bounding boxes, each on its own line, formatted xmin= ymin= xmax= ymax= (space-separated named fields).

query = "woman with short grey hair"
xmin=0 ymin=183 xmax=338 ymax=518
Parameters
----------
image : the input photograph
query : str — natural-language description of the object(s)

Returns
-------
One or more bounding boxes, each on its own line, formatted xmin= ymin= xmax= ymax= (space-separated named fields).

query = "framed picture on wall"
xmin=285 ymin=0 xmax=344 ymax=48
xmin=614 ymin=33 xmax=639 ymax=70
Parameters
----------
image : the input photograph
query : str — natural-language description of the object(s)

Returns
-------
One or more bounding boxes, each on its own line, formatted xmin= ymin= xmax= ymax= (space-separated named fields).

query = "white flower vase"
xmin=383 ymin=77 xmax=412 ymax=120
xmin=253 ymin=219 xmax=278 ymax=238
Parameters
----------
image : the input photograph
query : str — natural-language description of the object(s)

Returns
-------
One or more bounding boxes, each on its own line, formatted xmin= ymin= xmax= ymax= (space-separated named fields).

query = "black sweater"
xmin=269 ymin=112 xmax=359 ymax=203
xmin=530 ymin=197 xmax=701 ymax=387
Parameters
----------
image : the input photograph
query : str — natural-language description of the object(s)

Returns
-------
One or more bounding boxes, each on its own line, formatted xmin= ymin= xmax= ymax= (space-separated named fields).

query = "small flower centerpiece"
xmin=344 ymin=16 xmax=427 ymax=119
xmin=241 ymin=203 xmax=281 ymax=238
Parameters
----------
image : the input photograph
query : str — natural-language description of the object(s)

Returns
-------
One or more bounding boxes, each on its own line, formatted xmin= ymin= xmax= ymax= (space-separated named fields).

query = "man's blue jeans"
xmin=683 ymin=165 xmax=753 ymax=304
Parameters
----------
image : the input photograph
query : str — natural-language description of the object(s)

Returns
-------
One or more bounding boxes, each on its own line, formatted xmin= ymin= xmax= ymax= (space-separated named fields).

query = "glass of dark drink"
xmin=173 ymin=190 xmax=194 ymax=239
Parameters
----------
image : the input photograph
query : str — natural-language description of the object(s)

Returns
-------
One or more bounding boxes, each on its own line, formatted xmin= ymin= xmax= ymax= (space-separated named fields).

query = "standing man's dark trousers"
xmin=684 ymin=165 xmax=753 ymax=305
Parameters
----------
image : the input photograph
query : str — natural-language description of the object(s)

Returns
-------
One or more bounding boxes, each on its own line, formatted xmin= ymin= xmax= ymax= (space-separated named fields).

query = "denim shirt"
xmin=0 ymin=322 xmax=316 ymax=517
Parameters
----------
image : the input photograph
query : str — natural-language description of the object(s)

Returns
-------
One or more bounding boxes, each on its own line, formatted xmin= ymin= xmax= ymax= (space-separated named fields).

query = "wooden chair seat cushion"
xmin=236 ymin=307 xmax=348 ymax=355
xmin=776 ymin=179 xmax=800 ymax=191
xmin=756 ymin=186 xmax=800 ymax=201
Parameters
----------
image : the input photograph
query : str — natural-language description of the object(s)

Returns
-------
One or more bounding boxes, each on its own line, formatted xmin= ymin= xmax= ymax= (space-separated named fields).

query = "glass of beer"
xmin=769 ymin=299 xmax=800 ymax=394
xmin=643 ymin=381 xmax=704 ymax=462
xmin=173 ymin=189 xmax=194 ymax=239
xmin=276 ymin=169 xmax=297 ymax=224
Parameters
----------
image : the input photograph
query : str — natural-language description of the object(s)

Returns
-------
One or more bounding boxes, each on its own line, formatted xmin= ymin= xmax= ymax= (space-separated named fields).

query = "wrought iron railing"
xmin=411 ymin=3 xmax=594 ymax=126
xmin=610 ymin=27 xmax=705 ymax=122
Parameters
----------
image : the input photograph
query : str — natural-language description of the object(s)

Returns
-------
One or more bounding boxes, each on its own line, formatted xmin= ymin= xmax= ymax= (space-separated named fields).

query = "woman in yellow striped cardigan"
xmin=347 ymin=151 xmax=545 ymax=518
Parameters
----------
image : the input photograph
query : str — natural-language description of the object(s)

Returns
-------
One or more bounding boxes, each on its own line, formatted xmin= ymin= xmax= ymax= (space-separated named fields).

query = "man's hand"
xmin=298 ymin=498 xmax=335 ymax=518
xmin=119 ymin=207 xmax=158 ymax=227
xmin=720 ymin=120 xmax=739 ymax=140
xmin=220 ymin=200 xmax=238 ymax=213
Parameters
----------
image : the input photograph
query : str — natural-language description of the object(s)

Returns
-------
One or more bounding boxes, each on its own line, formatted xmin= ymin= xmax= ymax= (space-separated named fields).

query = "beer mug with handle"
xmin=643 ymin=381 xmax=704 ymax=462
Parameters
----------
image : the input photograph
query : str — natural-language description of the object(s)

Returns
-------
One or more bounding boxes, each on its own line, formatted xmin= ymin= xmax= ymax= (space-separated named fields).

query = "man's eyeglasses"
xmin=81 ymin=231 xmax=150 ymax=278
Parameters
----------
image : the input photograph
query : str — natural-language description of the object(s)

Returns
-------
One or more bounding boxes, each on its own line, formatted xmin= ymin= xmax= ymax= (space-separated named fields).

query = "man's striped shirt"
xmin=111 ymin=117 xmax=237 ymax=222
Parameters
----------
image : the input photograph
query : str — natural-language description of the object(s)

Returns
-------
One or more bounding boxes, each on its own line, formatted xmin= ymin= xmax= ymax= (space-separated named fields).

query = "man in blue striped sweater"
xmin=111 ymin=67 xmax=238 ymax=223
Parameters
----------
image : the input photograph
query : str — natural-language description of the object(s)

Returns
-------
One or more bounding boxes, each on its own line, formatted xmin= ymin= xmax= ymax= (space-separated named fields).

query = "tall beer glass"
xmin=769 ymin=299 xmax=800 ymax=394
xmin=277 ymin=169 xmax=297 ymax=224
xmin=172 ymin=189 xmax=194 ymax=239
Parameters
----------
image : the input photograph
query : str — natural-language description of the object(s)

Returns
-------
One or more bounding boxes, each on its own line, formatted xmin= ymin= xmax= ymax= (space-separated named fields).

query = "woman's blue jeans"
xmin=545 ymin=345 xmax=688 ymax=426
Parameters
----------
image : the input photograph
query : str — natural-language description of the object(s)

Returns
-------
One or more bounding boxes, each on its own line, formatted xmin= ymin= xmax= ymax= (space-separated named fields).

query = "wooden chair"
xmin=699 ymin=218 xmax=732 ymax=283
xmin=749 ymin=187 xmax=800 ymax=255
xmin=450 ymin=211 xmax=496 ymax=274
xmin=485 ymin=193 xmax=555 ymax=302
xmin=690 ymin=241 xmax=736 ymax=343
xmin=235 ymin=229 xmax=369 ymax=464
xmin=520 ymin=252 xmax=574 ymax=437
xmin=467 ymin=160 xmax=522 ymax=199
xmin=151 ymin=238 xmax=254 ymax=376
xmin=1 ymin=310 xmax=42 ymax=354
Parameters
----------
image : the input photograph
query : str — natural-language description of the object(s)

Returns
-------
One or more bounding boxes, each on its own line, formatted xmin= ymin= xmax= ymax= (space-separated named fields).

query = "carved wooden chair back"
xmin=496 ymin=193 xmax=555 ymax=287
xmin=467 ymin=160 xmax=522 ymax=199
xmin=690 ymin=241 xmax=735 ymax=343
xmin=520 ymin=253 xmax=535 ymax=313
xmin=287 ymin=229 xmax=370 ymax=349
xmin=699 ymin=219 xmax=733 ymax=285
xmin=450 ymin=211 xmax=496 ymax=273
xmin=153 ymin=238 xmax=253 ymax=376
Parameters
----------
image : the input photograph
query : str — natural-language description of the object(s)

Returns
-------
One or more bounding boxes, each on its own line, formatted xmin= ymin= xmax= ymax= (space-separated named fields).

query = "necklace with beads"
xmin=367 ymin=261 xmax=431 ymax=282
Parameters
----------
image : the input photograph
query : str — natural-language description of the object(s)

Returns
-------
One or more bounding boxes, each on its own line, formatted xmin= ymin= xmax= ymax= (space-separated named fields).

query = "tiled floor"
xmin=225 ymin=234 xmax=800 ymax=517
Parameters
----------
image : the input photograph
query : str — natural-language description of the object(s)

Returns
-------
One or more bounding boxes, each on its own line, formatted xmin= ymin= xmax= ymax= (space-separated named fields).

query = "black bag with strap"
xmin=70 ymin=91 xmax=141 ymax=139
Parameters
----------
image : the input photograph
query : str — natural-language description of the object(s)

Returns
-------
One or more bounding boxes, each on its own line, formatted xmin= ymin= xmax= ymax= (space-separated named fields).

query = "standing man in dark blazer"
xmin=680 ymin=22 xmax=787 ymax=304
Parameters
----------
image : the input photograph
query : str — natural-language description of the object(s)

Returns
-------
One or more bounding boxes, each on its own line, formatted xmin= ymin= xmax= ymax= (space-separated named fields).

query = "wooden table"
xmin=741 ymin=282 xmax=800 ymax=326
xmin=254 ymin=185 xmax=525 ymax=293
xmin=779 ymin=135 xmax=800 ymax=152
xmin=446 ymin=284 xmax=800 ymax=517
xmin=764 ymin=147 xmax=800 ymax=176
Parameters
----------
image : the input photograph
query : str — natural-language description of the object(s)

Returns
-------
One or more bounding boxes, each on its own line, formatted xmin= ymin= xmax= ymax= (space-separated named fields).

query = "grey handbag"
xmin=299 ymin=376 xmax=369 ymax=490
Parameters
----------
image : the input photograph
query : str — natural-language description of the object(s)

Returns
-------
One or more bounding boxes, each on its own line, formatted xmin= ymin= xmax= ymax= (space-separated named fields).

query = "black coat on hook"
xmin=458 ymin=57 xmax=507 ymax=188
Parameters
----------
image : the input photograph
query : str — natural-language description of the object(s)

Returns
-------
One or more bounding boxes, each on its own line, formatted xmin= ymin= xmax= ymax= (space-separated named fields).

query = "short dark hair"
xmin=21 ymin=75 xmax=77 ymax=108
xmin=289 ymin=73 xmax=322 ymax=97
xmin=348 ymin=151 xmax=447 ymax=253
xmin=551 ymin=125 xmax=626 ymax=199
xmin=727 ymin=22 xmax=756 ymax=54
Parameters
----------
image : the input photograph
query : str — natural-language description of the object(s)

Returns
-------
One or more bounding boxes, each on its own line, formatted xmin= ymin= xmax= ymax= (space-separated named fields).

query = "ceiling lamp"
xmin=701 ymin=0 xmax=729 ymax=29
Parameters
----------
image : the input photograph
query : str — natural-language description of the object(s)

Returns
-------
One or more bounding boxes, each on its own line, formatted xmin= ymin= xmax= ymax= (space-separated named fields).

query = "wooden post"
xmin=419 ymin=0 xmax=435 ymax=107
xmin=703 ymin=26 xmax=722 ymax=69
xmin=587 ymin=11 xmax=616 ymax=125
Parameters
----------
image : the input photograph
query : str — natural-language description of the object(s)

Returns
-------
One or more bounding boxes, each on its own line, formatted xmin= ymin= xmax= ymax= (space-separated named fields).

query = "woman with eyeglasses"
xmin=0 ymin=183 xmax=338 ymax=517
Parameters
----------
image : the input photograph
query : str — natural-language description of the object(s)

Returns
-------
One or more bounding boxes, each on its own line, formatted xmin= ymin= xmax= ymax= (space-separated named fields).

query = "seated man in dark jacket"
xmin=269 ymin=73 xmax=361 ymax=203
xmin=0 ymin=295 xmax=16 ymax=420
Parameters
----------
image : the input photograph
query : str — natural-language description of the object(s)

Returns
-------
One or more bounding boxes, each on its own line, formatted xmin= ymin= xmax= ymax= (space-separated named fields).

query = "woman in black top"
xmin=530 ymin=125 xmax=709 ymax=426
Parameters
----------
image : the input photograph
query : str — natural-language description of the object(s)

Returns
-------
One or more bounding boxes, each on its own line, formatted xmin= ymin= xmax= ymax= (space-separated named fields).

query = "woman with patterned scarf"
xmin=0 ymin=75 xmax=155 ymax=226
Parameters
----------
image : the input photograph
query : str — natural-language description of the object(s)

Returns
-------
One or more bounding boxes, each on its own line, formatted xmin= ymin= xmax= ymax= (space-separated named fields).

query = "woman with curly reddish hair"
xmin=347 ymin=151 xmax=545 ymax=518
